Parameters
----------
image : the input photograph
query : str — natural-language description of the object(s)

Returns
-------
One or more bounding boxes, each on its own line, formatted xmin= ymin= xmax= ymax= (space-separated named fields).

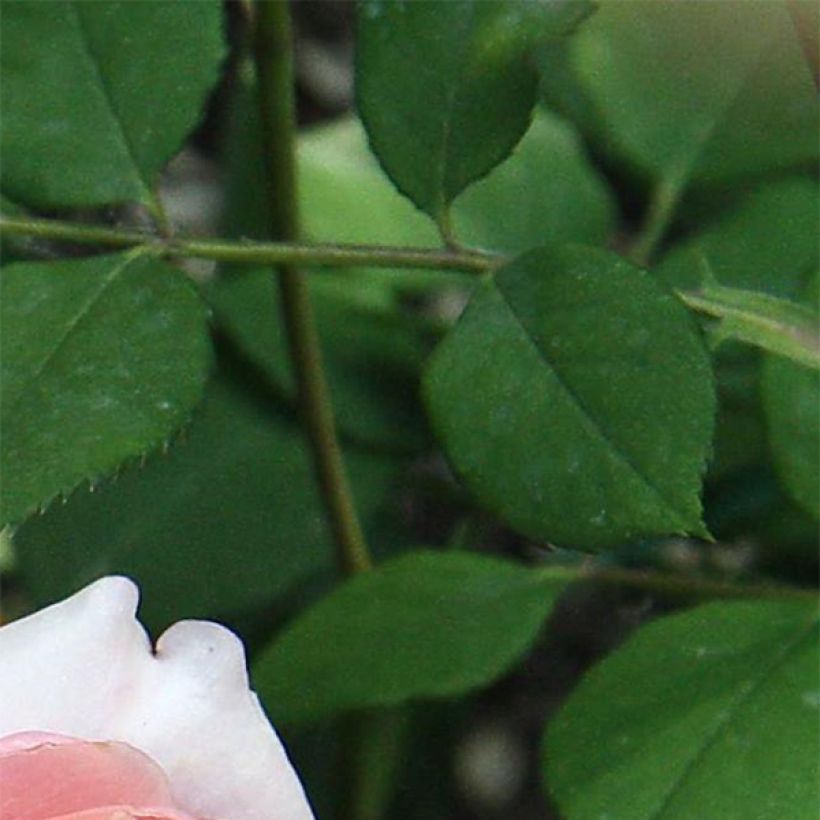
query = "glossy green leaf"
xmin=209 ymin=268 xmax=433 ymax=452
xmin=546 ymin=600 xmax=819 ymax=819
xmin=0 ymin=252 xmax=211 ymax=527
xmin=13 ymin=367 xmax=407 ymax=631
xmin=424 ymin=245 xmax=715 ymax=549
xmin=540 ymin=0 xmax=817 ymax=186
xmin=254 ymin=550 xmax=565 ymax=724
xmin=0 ymin=1 xmax=224 ymax=209
xmin=762 ymin=355 xmax=820 ymax=520
xmin=356 ymin=0 xmax=593 ymax=227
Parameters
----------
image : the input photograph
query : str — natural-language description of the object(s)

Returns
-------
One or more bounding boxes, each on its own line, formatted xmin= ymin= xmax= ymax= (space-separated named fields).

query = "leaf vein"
xmin=494 ymin=282 xmax=694 ymax=529
xmin=5 ymin=253 xmax=136 ymax=417
xmin=647 ymin=615 xmax=819 ymax=819
xmin=70 ymin=2 xmax=149 ymax=200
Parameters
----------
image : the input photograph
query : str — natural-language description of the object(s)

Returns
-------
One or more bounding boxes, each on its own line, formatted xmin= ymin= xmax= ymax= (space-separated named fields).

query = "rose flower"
xmin=0 ymin=576 xmax=314 ymax=820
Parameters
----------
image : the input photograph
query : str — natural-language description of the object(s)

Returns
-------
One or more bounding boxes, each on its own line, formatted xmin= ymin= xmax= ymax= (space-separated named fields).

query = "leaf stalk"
xmin=0 ymin=214 xmax=496 ymax=274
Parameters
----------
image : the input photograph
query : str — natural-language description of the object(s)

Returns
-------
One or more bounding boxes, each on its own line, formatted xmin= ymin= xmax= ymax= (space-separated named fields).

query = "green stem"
xmin=252 ymin=0 xmax=371 ymax=576
xmin=0 ymin=215 xmax=496 ymax=274
xmin=678 ymin=286 xmax=820 ymax=370
xmin=628 ymin=164 xmax=688 ymax=267
xmin=337 ymin=709 xmax=409 ymax=820
xmin=536 ymin=564 xmax=817 ymax=603
xmin=7 ymin=215 xmax=812 ymax=366
xmin=252 ymin=11 xmax=376 ymax=818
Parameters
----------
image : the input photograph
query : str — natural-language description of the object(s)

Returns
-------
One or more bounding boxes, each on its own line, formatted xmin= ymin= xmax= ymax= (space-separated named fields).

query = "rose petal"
xmin=0 ymin=577 xmax=148 ymax=739
xmin=49 ymin=812 xmax=191 ymax=820
xmin=0 ymin=730 xmax=78 ymax=755
xmin=0 ymin=578 xmax=314 ymax=820
xmin=0 ymin=732 xmax=195 ymax=820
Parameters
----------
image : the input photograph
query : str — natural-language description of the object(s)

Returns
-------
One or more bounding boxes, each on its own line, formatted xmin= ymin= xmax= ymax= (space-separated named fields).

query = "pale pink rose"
xmin=0 ymin=577 xmax=314 ymax=820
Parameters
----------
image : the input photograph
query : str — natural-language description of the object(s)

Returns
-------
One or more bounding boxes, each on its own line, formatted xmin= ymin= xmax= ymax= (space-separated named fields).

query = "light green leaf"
xmin=300 ymin=118 xmax=432 ymax=244
xmin=12 ymin=367 xmax=407 ymax=631
xmin=254 ymin=550 xmax=565 ymax=725
xmin=0 ymin=1 xmax=224 ymax=209
xmin=0 ymin=252 xmax=211 ymax=527
xmin=356 ymin=0 xmax=593 ymax=228
xmin=424 ymin=245 xmax=716 ymax=549
xmin=223 ymin=83 xmax=444 ymax=302
xmin=541 ymin=0 xmax=817 ymax=186
xmin=546 ymin=600 xmax=819 ymax=819
xmin=762 ymin=354 xmax=820 ymax=520
xmin=656 ymin=178 xmax=818 ymax=478
xmin=453 ymin=109 xmax=616 ymax=251
xmin=680 ymin=282 xmax=820 ymax=370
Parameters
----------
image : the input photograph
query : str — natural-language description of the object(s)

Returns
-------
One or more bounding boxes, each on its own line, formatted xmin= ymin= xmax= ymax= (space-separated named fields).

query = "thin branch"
xmin=0 ymin=214 xmax=498 ymax=274
xmin=537 ymin=564 xmax=817 ymax=603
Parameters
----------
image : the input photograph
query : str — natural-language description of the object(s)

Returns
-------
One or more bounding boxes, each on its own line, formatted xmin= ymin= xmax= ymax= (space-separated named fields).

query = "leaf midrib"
xmin=4 ymin=253 xmax=136 ymax=418
xmin=647 ymin=613 xmax=819 ymax=819
xmin=432 ymin=5 xmax=477 ymax=221
xmin=493 ymin=280 xmax=697 ymax=531
xmin=70 ymin=2 xmax=150 ymax=202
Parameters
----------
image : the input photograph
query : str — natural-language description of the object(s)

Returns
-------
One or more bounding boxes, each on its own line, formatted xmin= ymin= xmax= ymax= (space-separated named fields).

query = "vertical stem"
xmin=251 ymin=0 xmax=371 ymax=575
xmin=628 ymin=164 xmax=688 ymax=268
xmin=337 ymin=709 xmax=409 ymax=820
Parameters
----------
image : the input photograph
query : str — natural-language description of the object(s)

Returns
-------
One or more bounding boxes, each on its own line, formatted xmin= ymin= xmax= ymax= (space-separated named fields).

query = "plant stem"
xmin=0 ymin=215 xmax=497 ymax=274
xmin=628 ymin=164 xmax=688 ymax=267
xmin=536 ymin=564 xmax=817 ymax=603
xmin=252 ymin=0 xmax=371 ymax=576
xmin=252 ymin=11 xmax=377 ymax=818
xmin=7 ymin=215 xmax=814 ymax=367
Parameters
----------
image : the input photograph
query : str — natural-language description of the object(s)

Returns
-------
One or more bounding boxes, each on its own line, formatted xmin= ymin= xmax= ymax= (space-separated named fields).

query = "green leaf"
xmin=0 ymin=1 xmax=224 ymax=209
xmin=452 ymin=109 xmax=616 ymax=251
xmin=223 ymin=85 xmax=444 ymax=301
xmin=680 ymin=281 xmax=820 ymax=370
xmin=254 ymin=550 xmax=564 ymax=725
xmin=423 ymin=245 xmax=715 ymax=549
xmin=762 ymin=356 xmax=820 ymax=520
xmin=356 ymin=0 xmax=593 ymax=228
xmin=545 ymin=600 xmax=819 ymax=819
xmin=0 ymin=252 xmax=211 ymax=527
xmin=12 ymin=365 xmax=407 ymax=631
xmin=226 ymin=84 xmax=613 ymax=294
xmin=209 ymin=268 xmax=434 ymax=452
xmin=656 ymin=178 xmax=818 ymax=479
xmin=298 ymin=116 xmax=443 ymax=297
xmin=540 ymin=0 xmax=817 ymax=186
